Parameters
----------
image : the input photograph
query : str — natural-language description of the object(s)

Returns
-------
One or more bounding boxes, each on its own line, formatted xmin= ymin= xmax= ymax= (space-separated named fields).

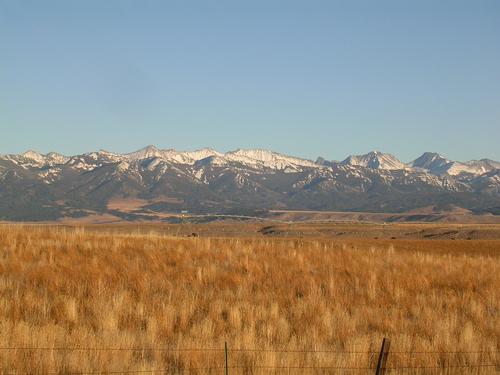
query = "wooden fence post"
xmin=375 ymin=338 xmax=391 ymax=375
xmin=225 ymin=341 xmax=229 ymax=375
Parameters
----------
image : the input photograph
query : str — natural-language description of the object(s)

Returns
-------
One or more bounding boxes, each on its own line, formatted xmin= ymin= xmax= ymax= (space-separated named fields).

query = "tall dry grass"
xmin=0 ymin=225 xmax=499 ymax=374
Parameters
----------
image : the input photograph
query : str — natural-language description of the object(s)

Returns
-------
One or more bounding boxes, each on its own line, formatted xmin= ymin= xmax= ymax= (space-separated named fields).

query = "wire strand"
xmin=0 ymin=346 xmax=497 ymax=354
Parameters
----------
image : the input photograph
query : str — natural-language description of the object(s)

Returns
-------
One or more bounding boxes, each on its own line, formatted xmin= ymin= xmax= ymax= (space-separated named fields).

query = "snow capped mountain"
xmin=445 ymin=162 xmax=484 ymax=176
xmin=108 ymin=146 xmax=318 ymax=171
xmin=225 ymin=149 xmax=318 ymax=170
xmin=341 ymin=151 xmax=406 ymax=170
xmin=183 ymin=148 xmax=222 ymax=161
xmin=45 ymin=152 xmax=70 ymax=165
xmin=465 ymin=159 xmax=500 ymax=173
xmin=22 ymin=150 xmax=46 ymax=164
xmin=1 ymin=147 xmax=497 ymax=178
xmin=1 ymin=150 xmax=69 ymax=168
xmin=1 ymin=146 xmax=500 ymax=221
xmin=125 ymin=146 xmax=208 ymax=165
xmin=125 ymin=145 xmax=168 ymax=160
xmin=410 ymin=152 xmax=451 ymax=174
xmin=194 ymin=154 xmax=228 ymax=167
xmin=88 ymin=150 xmax=123 ymax=161
xmin=469 ymin=169 xmax=500 ymax=195
xmin=411 ymin=152 xmax=500 ymax=176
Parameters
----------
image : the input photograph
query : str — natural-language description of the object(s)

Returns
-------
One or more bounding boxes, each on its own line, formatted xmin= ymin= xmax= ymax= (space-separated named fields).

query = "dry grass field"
xmin=0 ymin=224 xmax=499 ymax=374
xmin=76 ymin=221 xmax=500 ymax=240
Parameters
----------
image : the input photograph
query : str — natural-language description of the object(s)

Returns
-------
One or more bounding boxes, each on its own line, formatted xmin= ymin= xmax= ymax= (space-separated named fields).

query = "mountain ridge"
xmin=1 ymin=146 xmax=499 ymax=221
xmin=5 ymin=147 xmax=498 ymax=173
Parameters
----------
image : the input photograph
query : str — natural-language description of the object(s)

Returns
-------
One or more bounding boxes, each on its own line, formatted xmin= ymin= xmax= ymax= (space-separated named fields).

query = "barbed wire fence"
xmin=0 ymin=338 xmax=499 ymax=374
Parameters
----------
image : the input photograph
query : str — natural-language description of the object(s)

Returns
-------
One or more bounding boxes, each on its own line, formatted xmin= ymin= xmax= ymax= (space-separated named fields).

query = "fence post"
xmin=375 ymin=338 xmax=391 ymax=375
xmin=225 ymin=341 xmax=229 ymax=375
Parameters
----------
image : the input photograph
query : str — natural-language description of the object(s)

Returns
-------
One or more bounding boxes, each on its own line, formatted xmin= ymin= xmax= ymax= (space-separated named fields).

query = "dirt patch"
xmin=107 ymin=198 xmax=150 ymax=212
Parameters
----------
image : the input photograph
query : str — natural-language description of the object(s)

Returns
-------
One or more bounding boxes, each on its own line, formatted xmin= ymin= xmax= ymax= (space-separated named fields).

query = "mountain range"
xmin=1 ymin=146 xmax=499 ymax=221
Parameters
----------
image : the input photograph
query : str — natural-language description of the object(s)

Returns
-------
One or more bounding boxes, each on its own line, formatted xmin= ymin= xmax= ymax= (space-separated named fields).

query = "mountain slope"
xmin=411 ymin=152 xmax=500 ymax=176
xmin=341 ymin=151 xmax=406 ymax=170
xmin=0 ymin=147 xmax=499 ymax=221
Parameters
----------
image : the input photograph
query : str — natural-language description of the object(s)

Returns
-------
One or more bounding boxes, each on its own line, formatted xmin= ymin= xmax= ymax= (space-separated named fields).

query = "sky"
xmin=1 ymin=0 xmax=499 ymax=162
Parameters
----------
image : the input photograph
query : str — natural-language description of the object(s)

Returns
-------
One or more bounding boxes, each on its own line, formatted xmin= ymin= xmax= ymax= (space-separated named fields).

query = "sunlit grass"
xmin=0 ymin=225 xmax=498 ymax=374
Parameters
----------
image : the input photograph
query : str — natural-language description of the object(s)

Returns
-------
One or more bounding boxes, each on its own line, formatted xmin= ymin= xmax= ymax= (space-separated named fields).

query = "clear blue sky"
xmin=1 ymin=0 xmax=499 ymax=162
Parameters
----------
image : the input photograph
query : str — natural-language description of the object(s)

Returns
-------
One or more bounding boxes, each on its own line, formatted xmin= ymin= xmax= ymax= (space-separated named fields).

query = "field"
xmin=0 ymin=223 xmax=499 ymax=374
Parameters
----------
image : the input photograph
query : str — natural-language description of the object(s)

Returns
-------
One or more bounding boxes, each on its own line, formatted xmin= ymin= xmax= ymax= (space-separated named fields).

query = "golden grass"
xmin=0 ymin=225 xmax=499 ymax=374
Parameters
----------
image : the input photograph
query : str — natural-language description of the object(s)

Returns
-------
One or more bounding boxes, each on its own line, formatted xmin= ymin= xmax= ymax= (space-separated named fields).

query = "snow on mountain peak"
xmin=183 ymin=148 xmax=222 ymax=161
xmin=410 ymin=152 xmax=450 ymax=170
xmin=409 ymin=152 xmax=451 ymax=175
xmin=2 ymin=146 xmax=498 ymax=179
xmin=45 ymin=152 xmax=68 ymax=162
xmin=22 ymin=150 xmax=46 ymax=163
xmin=126 ymin=145 xmax=164 ymax=160
xmin=226 ymin=148 xmax=318 ymax=170
xmin=342 ymin=151 xmax=406 ymax=170
xmin=446 ymin=161 xmax=496 ymax=176
xmin=410 ymin=153 xmax=499 ymax=176
xmin=466 ymin=159 xmax=500 ymax=172
xmin=45 ymin=152 xmax=69 ymax=165
xmin=230 ymin=148 xmax=278 ymax=160
xmin=122 ymin=146 xmax=318 ymax=170
xmin=125 ymin=146 xmax=221 ymax=165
